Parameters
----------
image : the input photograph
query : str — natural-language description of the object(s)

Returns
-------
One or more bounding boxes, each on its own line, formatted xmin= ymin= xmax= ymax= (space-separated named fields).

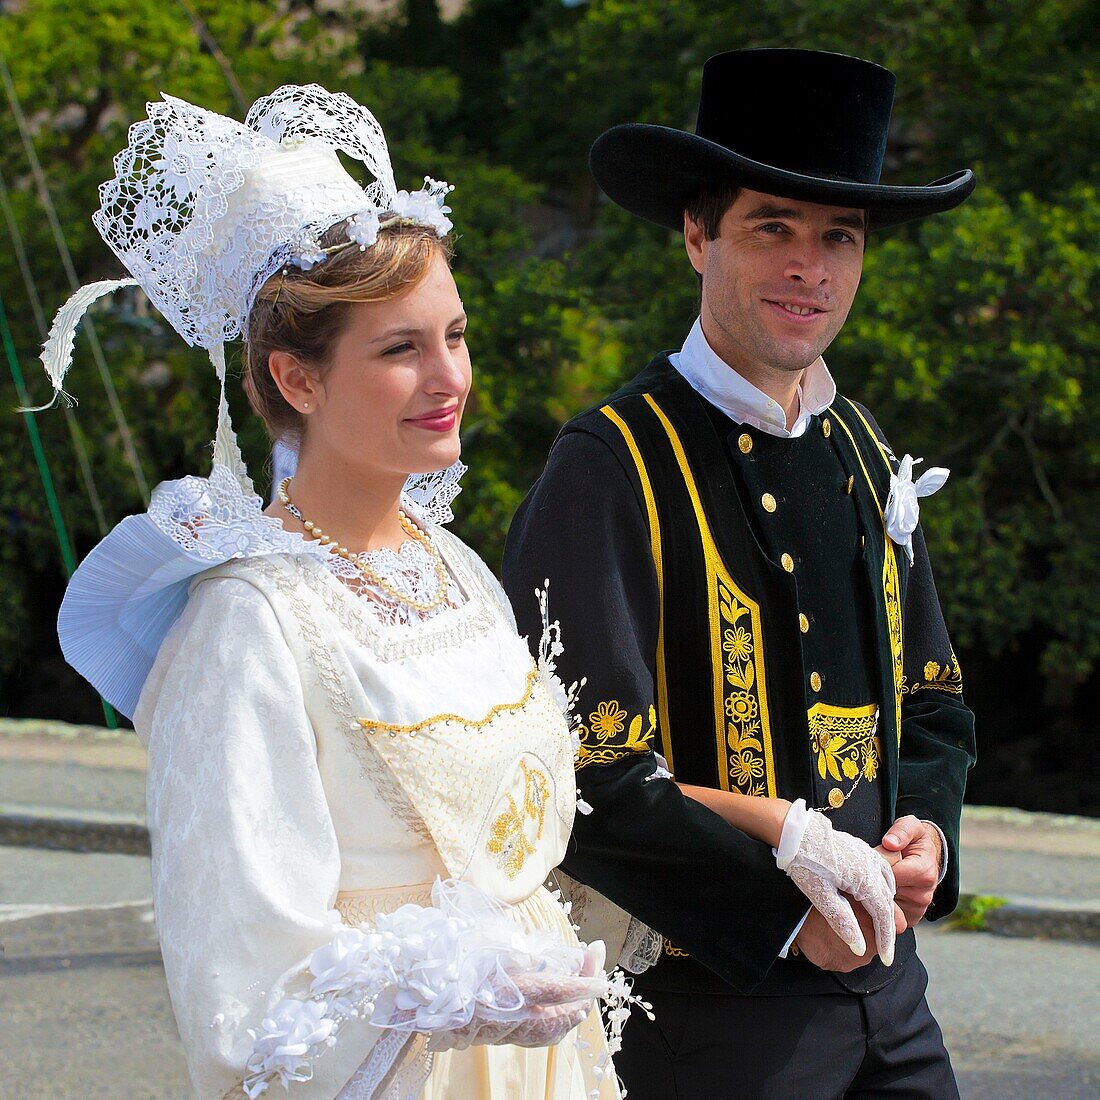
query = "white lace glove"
xmin=426 ymin=943 xmax=605 ymax=1052
xmin=775 ymin=799 xmax=897 ymax=966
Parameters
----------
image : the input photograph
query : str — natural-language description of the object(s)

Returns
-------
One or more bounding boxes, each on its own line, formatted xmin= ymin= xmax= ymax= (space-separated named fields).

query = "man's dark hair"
xmin=684 ymin=184 xmax=742 ymax=240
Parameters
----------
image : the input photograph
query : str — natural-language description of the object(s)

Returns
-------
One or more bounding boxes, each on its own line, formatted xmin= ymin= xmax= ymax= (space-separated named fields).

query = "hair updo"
xmin=243 ymin=220 xmax=454 ymax=444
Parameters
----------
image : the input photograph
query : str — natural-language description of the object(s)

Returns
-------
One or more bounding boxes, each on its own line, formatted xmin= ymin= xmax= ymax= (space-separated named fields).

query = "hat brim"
xmin=590 ymin=124 xmax=975 ymax=233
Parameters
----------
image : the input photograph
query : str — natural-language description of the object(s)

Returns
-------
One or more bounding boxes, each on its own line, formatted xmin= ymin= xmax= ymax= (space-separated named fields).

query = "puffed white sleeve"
xmin=135 ymin=574 xmax=397 ymax=1099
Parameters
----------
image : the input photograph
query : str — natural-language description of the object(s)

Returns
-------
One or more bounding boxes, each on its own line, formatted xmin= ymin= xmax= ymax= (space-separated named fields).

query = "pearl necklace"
xmin=277 ymin=477 xmax=451 ymax=614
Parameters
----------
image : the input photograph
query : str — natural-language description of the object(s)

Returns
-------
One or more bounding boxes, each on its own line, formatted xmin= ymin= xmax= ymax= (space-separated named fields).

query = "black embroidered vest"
xmin=569 ymin=357 xmax=915 ymax=994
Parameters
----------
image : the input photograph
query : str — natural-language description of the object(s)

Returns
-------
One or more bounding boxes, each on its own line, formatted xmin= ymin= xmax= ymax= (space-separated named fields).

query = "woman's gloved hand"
xmin=427 ymin=944 xmax=606 ymax=1051
xmin=776 ymin=799 xmax=898 ymax=965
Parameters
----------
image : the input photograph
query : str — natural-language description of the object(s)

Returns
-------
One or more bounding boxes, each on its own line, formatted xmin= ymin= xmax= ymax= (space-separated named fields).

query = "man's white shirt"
xmin=668 ymin=316 xmax=836 ymax=438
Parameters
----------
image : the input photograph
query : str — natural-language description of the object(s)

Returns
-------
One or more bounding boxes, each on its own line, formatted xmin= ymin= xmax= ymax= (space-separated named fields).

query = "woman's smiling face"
xmin=301 ymin=251 xmax=471 ymax=481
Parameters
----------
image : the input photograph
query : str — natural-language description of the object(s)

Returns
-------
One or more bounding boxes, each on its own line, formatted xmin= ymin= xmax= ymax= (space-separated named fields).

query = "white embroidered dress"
xmin=118 ymin=475 xmax=620 ymax=1100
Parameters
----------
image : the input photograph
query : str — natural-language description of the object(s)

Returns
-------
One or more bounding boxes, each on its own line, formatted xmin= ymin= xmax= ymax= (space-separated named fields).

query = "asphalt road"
xmin=1 ymin=847 xmax=1098 ymax=1098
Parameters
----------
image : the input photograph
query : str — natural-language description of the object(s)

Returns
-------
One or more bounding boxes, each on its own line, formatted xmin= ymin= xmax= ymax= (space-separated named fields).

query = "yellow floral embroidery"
xmin=663 ymin=940 xmax=690 ymax=958
xmin=808 ymin=702 xmax=880 ymax=788
xmin=904 ymin=651 xmax=964 ymax=695
xmin=732 ymin=750 xmax=765 ymax=786
xmin=863 ymin=736 xmax=882 ymax=781
xmin=719 ymin=581 xmax=770 ymax=793
xmin=725 ymin=691 xmax=758 ymax=723
xmin=523 ymin=762 xmax=550 ymax=841
xmin=575 ymin=701 xmax=655 ymax=770
xmin=589 ymin=700 xmax=628 ymax=738
xmin=487 ymin=796 xmax=535 ymax=878
xmin=722 ymin=626 xmax=753 ymax=663
xmin=486 ymin=760 xmax=549 ymax=878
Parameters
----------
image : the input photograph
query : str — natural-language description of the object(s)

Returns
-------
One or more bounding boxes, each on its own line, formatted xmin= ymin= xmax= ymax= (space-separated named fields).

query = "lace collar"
xmin=149 ymin=460 xmax=470 ymax=626
xmin=57 ymin=460 xmax=469 ymax=718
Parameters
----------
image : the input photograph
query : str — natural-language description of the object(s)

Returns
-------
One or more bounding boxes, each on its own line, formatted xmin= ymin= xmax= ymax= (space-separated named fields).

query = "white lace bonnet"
xmin=38 ymin=83 xmax=454 ymax=483
xmin=45 ymin=85 xmax=460 ymax=721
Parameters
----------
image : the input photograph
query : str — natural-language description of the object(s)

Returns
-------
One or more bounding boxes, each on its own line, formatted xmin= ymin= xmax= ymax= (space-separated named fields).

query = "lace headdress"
xmin=44 ymin=85 xmax=464 ymax=719
xmin=38 ymin=83 xmax=454 ymax=487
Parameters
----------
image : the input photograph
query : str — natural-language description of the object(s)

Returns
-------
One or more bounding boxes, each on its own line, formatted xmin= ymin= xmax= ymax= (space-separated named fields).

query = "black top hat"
xmin=590 ymin=49 xmax=975 ymax=232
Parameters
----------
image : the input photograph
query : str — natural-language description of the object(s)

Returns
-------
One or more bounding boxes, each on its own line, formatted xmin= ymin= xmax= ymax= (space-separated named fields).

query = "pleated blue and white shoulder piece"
xmin=59 ymin=458 xmax=466 ymax=719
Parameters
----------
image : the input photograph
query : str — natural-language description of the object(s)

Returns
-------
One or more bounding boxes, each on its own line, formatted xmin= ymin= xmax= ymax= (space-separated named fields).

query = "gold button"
xmin=846 ymin=475 xmax=855 ymax=495
xmin=822 ymin=418 xmax=832 ymax=438
xmin=799 ymin=613 xmax=810 ymax=633
xmin=790 ymin=942 xmax=801 ymax=957
xmin=828 ymin=787 xmax=845 ymax=809
xmin=762 ymin=492 xmax=777 ymax=513
xmin=738 ymin=433 xmax=753 ymax=454
xmin=781 ymin=552 xmax=795 ymax=572
xmin=810 ymin=671 xmax=822 ymax=692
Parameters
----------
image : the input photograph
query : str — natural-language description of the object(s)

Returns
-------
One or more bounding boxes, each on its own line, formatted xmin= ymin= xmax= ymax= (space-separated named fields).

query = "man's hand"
xmin=879 ymin=816 xmax=943 ymax=926
xmin=795 ymin=899 xmax=907 ymax=973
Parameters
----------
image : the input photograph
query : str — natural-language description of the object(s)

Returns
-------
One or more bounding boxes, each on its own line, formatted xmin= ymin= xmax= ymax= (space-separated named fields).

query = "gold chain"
xmin=277 ymin=477 xmax=450 ymax=613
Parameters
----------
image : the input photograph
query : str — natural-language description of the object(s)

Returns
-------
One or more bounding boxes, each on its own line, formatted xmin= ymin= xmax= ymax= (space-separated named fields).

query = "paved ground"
xmin=920 ymin=922 xmax=1100 ymax=1100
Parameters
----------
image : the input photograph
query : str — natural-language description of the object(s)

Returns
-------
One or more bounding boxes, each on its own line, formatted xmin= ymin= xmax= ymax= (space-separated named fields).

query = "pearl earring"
xmin=303 ymin=402 xmax=310 ymax=410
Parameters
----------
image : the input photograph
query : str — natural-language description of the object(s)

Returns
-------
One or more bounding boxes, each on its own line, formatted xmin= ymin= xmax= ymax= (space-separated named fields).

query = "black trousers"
xmin=616 ymin=957 xmax=959 ymax=1100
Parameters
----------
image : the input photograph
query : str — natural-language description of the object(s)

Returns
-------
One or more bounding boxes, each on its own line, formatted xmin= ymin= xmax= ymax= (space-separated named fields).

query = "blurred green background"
xmin=0 ymin=0 xmax=1096 ymax=813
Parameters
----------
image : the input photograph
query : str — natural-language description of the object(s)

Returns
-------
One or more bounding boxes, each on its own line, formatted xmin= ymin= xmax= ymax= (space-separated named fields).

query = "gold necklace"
xmin=277 ymin=476 xmax=451 ymax=613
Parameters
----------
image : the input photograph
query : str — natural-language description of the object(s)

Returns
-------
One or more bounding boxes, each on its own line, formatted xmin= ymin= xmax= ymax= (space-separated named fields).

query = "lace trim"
xmin=335 ymin=1032 xmax=428 ymax=1100
xmin=619 ymin=918 xmax=663 ymax=975
xmin=334 ymin=885 xmax=434 ymax=927
xmin=287 ymin=552 xmax=496 ymax=664
xmin=335 ymin=1031 xmax=406 ymax=1100
xmin=148 ymin=462 xmax=476 ymax=629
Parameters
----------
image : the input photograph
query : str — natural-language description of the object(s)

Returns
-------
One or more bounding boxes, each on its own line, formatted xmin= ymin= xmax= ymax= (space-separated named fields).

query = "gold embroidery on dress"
xmin=904 ymin=650 xmax=964 ymax=695
xmin=358 ymin=667 xmax=539 ymax=735
xmin=663 ymin=939 xmax=690 ymax=958
xmin=486 ymin=760 xmax=550 ymax=878
xmin=575 ymin=701 xmax=655 ymax=770
xmin=808 ymin=702 xmax=880 ymax=785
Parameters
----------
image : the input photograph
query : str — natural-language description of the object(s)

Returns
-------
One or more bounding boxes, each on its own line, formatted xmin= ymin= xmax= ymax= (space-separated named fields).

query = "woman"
xmin=43 ymin=85 xmax=897 ymax=1100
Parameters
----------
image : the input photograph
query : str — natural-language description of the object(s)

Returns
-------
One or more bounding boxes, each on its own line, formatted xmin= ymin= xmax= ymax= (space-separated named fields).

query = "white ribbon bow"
xmin=884 ymin=454 xmax=949 ymax=563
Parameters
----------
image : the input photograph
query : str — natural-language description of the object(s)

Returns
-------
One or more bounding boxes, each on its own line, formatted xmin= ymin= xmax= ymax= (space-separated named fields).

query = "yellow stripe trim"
xmin=846 ymin=401 xmax=895 ymax=475
xmin=829 ymin=404 xmax=905 ymax=744
xmin=642 ymin=394 xmax=777 ymax=796
xmin=600 ymin=405 xmax=674 ymax=775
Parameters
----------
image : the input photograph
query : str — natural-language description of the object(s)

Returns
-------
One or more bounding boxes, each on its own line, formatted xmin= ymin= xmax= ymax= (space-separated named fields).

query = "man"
xmin=502 ymin=49 xmax=977 ymax=1098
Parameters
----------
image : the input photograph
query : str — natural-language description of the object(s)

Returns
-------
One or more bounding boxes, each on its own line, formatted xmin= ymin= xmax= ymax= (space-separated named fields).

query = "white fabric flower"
xmin=390 ymin=177 xmax=454 ymax=237
xmin=244 ymin=997 xmax=336 ymax=1096
xmin=308 ymin=926 xmax=375 ymax=996
xmin=884 ymin=454 xmax=949 ymax=563
xmin=346 ymin=209 xmax=380 ymax=249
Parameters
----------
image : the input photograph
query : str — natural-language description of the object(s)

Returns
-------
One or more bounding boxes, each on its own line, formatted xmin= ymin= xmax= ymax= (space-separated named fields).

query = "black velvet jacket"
xmin=502 ymin=356 xmax=976 ymax=995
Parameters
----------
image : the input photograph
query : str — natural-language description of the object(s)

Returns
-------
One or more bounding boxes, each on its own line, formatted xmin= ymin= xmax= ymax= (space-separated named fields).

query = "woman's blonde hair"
xmin=243 ymin=220 xmax=454 ymax=443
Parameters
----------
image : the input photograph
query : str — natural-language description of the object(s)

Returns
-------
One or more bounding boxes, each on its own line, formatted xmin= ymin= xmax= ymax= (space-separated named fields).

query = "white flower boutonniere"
xmin=884 ymin=454 xmax=950 ymax=563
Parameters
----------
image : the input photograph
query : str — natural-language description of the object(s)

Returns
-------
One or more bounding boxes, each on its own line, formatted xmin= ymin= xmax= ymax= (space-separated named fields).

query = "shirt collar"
xmin=668 ymin=317 xmax=837 ymax=439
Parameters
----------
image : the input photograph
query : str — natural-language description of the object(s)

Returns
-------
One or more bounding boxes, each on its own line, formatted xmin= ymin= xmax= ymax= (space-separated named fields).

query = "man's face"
xmin=685 ymin=188 xmax=866 ymax=376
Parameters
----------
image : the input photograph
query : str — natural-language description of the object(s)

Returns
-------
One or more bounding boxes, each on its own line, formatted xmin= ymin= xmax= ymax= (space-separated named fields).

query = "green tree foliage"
xmin=0 ymin=0 xmax=1096 ymax=812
